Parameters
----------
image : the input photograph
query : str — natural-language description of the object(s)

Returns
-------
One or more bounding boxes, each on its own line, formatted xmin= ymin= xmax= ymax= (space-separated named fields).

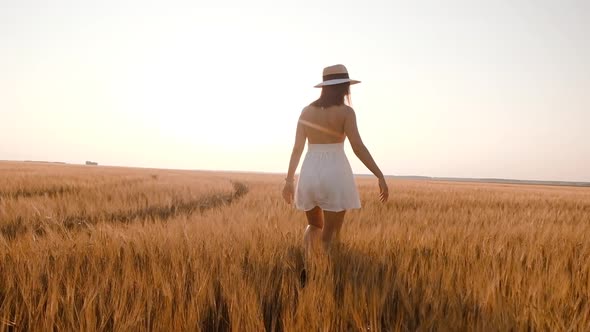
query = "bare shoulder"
xmin=340 ymin=105 xmax=356 ymax=118
xmin=300 ymin=105 xmax=314 ymax=117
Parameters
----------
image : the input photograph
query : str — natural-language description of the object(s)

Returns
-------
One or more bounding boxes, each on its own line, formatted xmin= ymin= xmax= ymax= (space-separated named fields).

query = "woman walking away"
xmin=282 ymin=64 xmax=389 ymax=267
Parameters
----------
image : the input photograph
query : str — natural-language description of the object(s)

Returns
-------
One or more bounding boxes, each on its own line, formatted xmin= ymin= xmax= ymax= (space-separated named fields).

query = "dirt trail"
xmin=0 ymin=181 xmax=249 ymax=241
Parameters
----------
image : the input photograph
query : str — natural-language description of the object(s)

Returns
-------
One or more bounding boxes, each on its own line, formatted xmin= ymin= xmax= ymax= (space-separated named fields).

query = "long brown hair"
xmin=310 ymin=82 xmax=351 ymax=108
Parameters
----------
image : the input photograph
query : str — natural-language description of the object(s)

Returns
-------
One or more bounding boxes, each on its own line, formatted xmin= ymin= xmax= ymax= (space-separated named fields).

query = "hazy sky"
xmin=1 ymin=0 xmax=589 ymax=181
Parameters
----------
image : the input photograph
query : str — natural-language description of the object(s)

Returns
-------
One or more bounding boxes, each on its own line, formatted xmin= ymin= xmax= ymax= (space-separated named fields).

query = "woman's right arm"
xmin=344 ymin=108 xmax=389 ymax=202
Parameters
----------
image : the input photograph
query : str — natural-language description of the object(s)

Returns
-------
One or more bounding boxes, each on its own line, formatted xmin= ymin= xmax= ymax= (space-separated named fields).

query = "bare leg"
xmin=321 ymin=210 xmax=346 ymax=251
xmin=304 ymin=206 xmax=324 ymax=257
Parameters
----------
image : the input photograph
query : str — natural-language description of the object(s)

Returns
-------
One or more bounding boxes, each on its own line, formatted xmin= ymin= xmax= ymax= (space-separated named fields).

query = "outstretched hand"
xmin=378 ymin=177 xmax=389 ymax=203
xmin=282 ymin=181 xmax=295 ymax=204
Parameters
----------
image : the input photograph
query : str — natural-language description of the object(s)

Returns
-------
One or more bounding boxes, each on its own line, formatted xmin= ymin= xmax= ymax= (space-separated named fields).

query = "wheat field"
xmin=1 ymin=161 xmax=589 ymax=331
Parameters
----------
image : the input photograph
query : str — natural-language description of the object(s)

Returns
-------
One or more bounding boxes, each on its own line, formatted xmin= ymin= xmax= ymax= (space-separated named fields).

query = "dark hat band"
xmin=322 ymin=72 xmax=350 ymax=81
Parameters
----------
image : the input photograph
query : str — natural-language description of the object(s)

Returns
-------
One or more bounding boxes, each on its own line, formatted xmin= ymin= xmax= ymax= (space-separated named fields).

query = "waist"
xmin=307 ymin=143 xmax=345 ymax=152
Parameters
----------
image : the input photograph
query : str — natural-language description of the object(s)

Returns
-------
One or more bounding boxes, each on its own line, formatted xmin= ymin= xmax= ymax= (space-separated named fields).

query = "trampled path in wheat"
xmin=0 ymin=181 xmax=249 ymax=241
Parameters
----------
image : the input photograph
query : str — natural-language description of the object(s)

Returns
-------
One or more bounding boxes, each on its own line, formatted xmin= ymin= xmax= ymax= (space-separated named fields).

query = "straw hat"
xmin=314 ymin=64 xmax=361 ymax=88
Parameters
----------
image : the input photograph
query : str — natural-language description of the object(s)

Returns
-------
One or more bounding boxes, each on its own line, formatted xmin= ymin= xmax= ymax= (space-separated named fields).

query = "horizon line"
xmin=2 ymin=159 xmax=589 ymax=187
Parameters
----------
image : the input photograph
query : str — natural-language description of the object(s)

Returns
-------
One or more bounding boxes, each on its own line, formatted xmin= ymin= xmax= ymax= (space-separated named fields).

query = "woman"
xmin=282 ymin=64 xmax=389 ymax=257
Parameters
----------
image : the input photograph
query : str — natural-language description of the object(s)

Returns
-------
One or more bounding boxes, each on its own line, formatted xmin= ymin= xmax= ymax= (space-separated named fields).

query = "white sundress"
xmin=295 ymin=142 xmax=361 ymax=212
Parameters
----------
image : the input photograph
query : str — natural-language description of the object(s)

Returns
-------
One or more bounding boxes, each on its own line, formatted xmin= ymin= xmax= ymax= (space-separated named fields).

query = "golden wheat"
xmin=1 ymin=161 xmax=589 ymax=331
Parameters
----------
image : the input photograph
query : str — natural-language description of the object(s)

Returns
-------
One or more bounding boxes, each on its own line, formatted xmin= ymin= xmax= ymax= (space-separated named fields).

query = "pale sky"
xmin=1 ymin=0 xmax=589 ymax=182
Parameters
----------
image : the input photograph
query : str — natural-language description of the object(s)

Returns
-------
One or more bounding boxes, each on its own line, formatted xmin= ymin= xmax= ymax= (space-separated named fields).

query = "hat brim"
xmin=314 ymin=78 xmax=361 ymax=88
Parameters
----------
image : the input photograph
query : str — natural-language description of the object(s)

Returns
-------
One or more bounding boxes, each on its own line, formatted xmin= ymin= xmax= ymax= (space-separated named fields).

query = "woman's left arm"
xmin=282 ymin=116 xmax=307 ymax=203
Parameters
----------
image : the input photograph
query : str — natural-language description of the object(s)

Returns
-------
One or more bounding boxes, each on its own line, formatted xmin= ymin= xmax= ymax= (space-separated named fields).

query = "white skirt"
xmin=295 ymin=143 xmax=361 ymax=212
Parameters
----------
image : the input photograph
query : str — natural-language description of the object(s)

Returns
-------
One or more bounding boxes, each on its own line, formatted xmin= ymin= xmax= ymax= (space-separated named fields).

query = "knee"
xmin=308 ymin=220 xmax=323 ymax=229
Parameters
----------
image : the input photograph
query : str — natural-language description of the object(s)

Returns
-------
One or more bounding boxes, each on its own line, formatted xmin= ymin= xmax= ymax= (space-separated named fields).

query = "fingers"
xmin=284 ymin=193 xmax=293 ymax=204
xmin=379 ymin=189 xmax=389 ymax=203
xmin=378 ymin=179 xmax=389 ymax=203
xmin=282 ymin=186 xmax=295 ymax=204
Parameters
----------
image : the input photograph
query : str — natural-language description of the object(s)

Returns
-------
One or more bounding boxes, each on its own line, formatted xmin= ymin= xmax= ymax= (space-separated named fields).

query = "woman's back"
xmin=283 ymin=64 xmax=389 ymax=288
xmin=299 ymin=105 xmax=351 ymax=144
